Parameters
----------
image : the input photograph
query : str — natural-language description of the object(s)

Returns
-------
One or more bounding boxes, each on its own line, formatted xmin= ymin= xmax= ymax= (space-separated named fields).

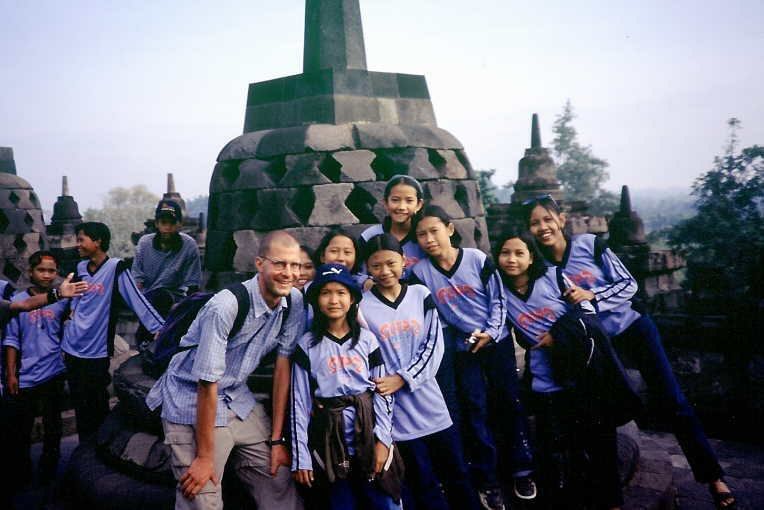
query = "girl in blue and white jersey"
xmin=409 ymin=205 xmax=536 ymax=508
xmin=358 ymin=175 xmax=426 ymax=285
xmin=523 ymin=195 xmax=735 ymax=509
xmin=496 ymin=228 xmax=631 ymax=510
xmin=290 ymin=263 xmax=401 ymax=510
xmin=360 ymin=233 xmax=481 ymax=510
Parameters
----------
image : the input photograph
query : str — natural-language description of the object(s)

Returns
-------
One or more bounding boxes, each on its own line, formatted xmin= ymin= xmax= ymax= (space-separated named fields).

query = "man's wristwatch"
xmin=266 ymin=437 xmax=287 ymax=447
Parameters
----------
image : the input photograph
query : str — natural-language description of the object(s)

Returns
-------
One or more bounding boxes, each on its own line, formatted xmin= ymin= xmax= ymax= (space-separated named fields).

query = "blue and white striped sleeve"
xmin=290 ymin=343 xmax=313 ymax=472
xmin=370 ymin=341 xmax=394 ymax=448
xmin=3 ymin=312 xmax=21 ymax=351
xmin=116 ymin=262 xmax=165 ymax=333
xmin=591 ymin=248 xmax=638 ymax=313
xmin=481 ymin=258 xmax=506 ymax=342
xmin=397 ymin=294 xmax=443 ymax=391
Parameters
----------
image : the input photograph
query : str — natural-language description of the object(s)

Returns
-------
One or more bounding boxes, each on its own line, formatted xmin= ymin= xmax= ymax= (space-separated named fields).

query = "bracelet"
xmin=266 ymin=437 xmax=287 ymax=447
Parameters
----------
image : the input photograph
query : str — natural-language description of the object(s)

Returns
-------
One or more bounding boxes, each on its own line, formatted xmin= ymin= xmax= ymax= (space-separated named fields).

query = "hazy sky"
xmin=1 ymin=0 xmax=762 ymax=212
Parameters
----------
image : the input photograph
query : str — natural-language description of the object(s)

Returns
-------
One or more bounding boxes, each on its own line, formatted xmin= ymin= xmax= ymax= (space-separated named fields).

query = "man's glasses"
xmin=521 ymin=193 xmax=559 ymax=208
xmin=261 ymin=256 xmax=302 ymax=273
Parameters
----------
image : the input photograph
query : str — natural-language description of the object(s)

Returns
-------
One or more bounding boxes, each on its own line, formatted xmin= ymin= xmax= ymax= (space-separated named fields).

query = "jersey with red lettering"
xmin=550 ymin=234 xmax=640 ymax=336
xmin=409 ymin=248 xmax=507 ymax=351
xmin=290 ymin=328 xmax=394 ymax=472
xmin=360 ymin=283 xmax=451 ymax=441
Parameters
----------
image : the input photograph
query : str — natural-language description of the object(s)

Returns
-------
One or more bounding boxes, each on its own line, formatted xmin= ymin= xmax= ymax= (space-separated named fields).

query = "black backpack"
xmin=142 ymin=283 xmax=290 ymax=378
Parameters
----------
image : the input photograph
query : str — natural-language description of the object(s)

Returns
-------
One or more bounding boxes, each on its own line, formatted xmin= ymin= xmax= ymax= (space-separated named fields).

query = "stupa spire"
xmin=303 ymin=0 xmax=367 ymax=73
xmin=531 ymin=113 xmax=541 ymax=149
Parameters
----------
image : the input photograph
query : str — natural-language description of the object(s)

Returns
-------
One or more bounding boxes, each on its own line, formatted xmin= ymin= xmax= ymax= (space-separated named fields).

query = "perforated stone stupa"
xmin=0 ymin=147 xmax=47 ymax=285
xmin=206 ymin=0 xmax=489 ymax=276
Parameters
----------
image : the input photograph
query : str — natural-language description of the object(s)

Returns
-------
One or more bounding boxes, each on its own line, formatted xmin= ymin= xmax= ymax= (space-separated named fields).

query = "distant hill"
xmin=628 ymin=187 xmax=695 ymax=233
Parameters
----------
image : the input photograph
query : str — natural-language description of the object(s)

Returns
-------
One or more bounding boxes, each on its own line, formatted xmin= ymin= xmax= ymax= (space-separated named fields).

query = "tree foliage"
xmin=668 ymin=119 xmax=764 ymax=303
xmin=83 ymin=185 xmax=160 ymax=258
xmin=552 ymin=100 xmax=618 ymax=215
xmin=476 ymin=169 xmax=500 ymax=208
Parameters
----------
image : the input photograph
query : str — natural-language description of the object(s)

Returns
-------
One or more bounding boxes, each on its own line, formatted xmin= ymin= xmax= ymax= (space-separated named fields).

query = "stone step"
xmin=623 ymin=430 xmax=677 ymax=510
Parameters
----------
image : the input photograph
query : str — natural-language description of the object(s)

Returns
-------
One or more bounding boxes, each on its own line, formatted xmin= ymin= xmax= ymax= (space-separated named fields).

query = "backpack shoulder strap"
xmin=227 ymin=282 xmax=251 ymax=340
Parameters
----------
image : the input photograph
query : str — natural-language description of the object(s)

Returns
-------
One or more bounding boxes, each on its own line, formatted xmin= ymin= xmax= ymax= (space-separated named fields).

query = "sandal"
xmin=709 ymin=481 xmax=737 ymax=509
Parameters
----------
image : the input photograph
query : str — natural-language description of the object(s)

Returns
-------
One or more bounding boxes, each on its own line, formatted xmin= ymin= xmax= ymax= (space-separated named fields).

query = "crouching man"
xmin=146 ymin=231 xmax=305 ymax=509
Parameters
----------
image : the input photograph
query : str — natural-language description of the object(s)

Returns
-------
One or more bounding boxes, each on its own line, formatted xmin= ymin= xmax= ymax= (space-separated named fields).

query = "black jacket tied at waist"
xmin=309 ymin=391 xmax=404 ymax=501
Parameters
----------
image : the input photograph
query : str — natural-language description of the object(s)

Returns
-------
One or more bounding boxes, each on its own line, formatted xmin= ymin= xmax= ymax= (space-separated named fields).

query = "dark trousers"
xmin=3 ymin=374 xmax=65 ymax=490
xmin=613 ymin=315 xmax=722 ymax=483
xmin=64 ymin=354 xmax=111 ymax=441
xmin=436 ymin=327 xmax=534 ymax=489
xmin=398 ymin=425 xmax=482 ymax=510
xmin=534 ymin=390 xmax=621 ymax=510
xmin=328 ymin=471 xmax=400 ymax=510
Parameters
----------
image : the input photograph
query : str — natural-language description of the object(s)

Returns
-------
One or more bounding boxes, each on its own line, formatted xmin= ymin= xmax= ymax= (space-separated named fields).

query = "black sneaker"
xmin=513 ymin=476 xmax=538 ymax=500
xmin=478 ymin=487 xmax=506 ymax=510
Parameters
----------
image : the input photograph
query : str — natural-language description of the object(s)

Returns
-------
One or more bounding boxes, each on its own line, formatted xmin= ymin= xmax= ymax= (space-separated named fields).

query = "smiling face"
xmin=528 ymin=204 xmax=566 ymax=248
xmin=295 ymin=249 xmax=315 ymax=290
xmin=255 ymin=241 xmax=301 ymax=303
xmin=29 ymin=257 xmax=58 ymax=289
xmin=317 ymin=281 xmax=353 ymax=321
xmin=320 ymin=235 xmax=356 ymax=270
xmin=367 ymin=250 xmax=404 ymax=289
xmin=384 ymin=183 xmax=423 ymax=225
xmin=76 ymin=232 xmax=101 ymax=258
xmin=414 ymin=216 xmax=454 ymax=258
xmin=498 ymin=237 xmax=533 ymax=278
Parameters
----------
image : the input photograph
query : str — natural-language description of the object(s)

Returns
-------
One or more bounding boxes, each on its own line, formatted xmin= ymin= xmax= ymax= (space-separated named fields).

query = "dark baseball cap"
xmin=155 ymin=200 xmax=182 ymax=222
xmin=305 ymin=263 xmax=362 ymax=305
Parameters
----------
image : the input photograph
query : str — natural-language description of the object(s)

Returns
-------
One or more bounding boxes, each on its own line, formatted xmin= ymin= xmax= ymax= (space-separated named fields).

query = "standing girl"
xmin=359 ymin=175 xmax=426 ymax=284
xmin=409 ymin=205 xmax=536 ymax=510
xmin=360 ymin=233 xmax=482 ymax=510
xmin=524 ymin=195 xmax=735 ymax=509
xmin=290 ymin=263 xmax=402 ymax=510
xmin=495 ymin=228 xmax=639 ymax=510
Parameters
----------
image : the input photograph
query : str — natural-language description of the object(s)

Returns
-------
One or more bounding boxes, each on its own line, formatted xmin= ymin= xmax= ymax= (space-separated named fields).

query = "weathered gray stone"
xmin=282 ymin=153 xmax=332 ymax=186
xmin=205 ymin=230 xmax=235 ymax=271
xmin=430 ymin=149 xmax=468 ymax=179
xmin=451 ymin=217 xmax=490 ymax=253
xmin=423 ymin=180 xmax=466 ymax=219
xmin=346 ymin=181 xmax=387 ymax=224
xmin=251 ymin=188 xmax=302 ymax=229
xmin=303 ymin=0 xmax=367 ymax=73
xmin=309 ymin=183 xmax=357 ymax=226
xmin=455 ymin=180 xmax=484 ymax=217
xmin=233 ymin=230 xmax=259 ymax=272
xmin=331 ymin=150 xmax=376 ymax=182
xmin=371 ymin=148 xmax=439 ymax=181
xmin=235 ymin=159 xmax=281 ymax=190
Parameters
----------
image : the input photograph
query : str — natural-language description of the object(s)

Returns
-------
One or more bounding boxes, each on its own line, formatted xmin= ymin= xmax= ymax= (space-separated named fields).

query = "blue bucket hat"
xmin=306 ymin=263 xmax=362 ymax=305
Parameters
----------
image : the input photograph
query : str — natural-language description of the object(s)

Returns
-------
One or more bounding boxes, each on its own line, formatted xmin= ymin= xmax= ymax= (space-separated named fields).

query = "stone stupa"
xmin=206 ymin=0 xmax=489 ymax=279
xmin=0 ymin=147 xmax=47 ymax=285
xmin=46 ymin=175 xmax=84 ymax=275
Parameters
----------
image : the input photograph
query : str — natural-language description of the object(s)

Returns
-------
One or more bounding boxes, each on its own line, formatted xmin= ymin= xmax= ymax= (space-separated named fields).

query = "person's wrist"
xmin=47 ymin=288 xmax=59 ymax=304
xmin=267 ymin=437 xmax=287 ymax=447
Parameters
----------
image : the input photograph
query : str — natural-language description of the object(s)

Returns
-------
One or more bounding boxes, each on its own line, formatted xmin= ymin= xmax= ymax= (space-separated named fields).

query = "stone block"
xmin=376 ymin=98 xmax=400 ymax=125
xmin=0 ymin=173 xmax=32 ymax=190
xmin=204 ymin=230 xmax=235 ymax=271
xmin=309 ymin=183 xmax=357 ymax=226
xmin=423 ymin=180 xmax=466 ymax=219
xmin=283 ymin=227 xmax=332 ymax=252
xmin=334 ymin=96 xmax=382 ymax=125
xmin=429 ymin=149 xmax=468 ymax=179
xmin=454 ymin=149 xmax=477 ymax=179
xmin=369 ymin=71 xmax=399 ymax=98
xmin=395 ymin=98 xmax=437 ymax=126
xmin=396 ymin=73 xmax=430 ymax=99
xmin=371 ymin=148 xmax=439 ymax=181
xmin=330 ymin=150 xmax=376 ymax=182
xmin=454 ymin=180 xmax=485 ymax=217
xmin=354 ymin=123 xmax=408 ymax=149
xmin=236 ymin=158 xmax=287 ymax=190
xmin=282 ymin=153 xmax=332 ymax=186
xmin=452 ymin=217 xmax=491 ymax=253
xmin=292 ymin=95 xmax=335 ymax=126
xmin=346 ymin=181 xmax=387 ymax=224
xmin=252 ymin=188 xmax=303 ymax=229
xmin=398 ymin=125 xmax=463 ymax=150
xmin=233 ymin=230 xmax=259 ymax=272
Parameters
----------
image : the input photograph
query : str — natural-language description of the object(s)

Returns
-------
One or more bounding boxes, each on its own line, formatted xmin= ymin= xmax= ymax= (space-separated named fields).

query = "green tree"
xmin=552 ymin=100 xmax=618 ymax=215
xmin=84 ymin=185 xmax=160 ymax=258
xmin=668 ymin=118 xmax=764 ymax=303
xmin=476 ymin=169 xmax=500 ymax=208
